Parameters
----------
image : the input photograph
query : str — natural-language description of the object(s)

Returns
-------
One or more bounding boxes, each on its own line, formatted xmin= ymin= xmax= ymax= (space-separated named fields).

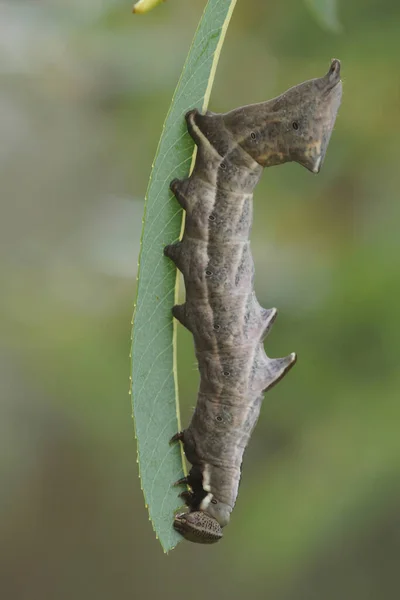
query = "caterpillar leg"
xmin=170 ymin=431 xmax=184 ymax=444
xmin=172 ymin=303 xmax=192 ymax=332
xmin=179 ymin=490 xmax=194 ymax=506
xmin=164 ymin=241 xmax=183 ymax=270
xmin=174 ymin=465 xmax=203 ymax=488
xmin=170 ymin=178 xmax=188 ymax=210
xmin=179 ymin=488 xmax=207 ymax=510
xmin=185 ymin=109 xmax=203 ymax=145
xmin=173 ymin=476 xmax=190 ymax=487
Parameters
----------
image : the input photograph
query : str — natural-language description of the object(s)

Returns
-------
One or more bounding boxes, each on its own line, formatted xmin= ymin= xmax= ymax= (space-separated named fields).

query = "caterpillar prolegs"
xmin=165 ymin=60 xmax=342 ymax=544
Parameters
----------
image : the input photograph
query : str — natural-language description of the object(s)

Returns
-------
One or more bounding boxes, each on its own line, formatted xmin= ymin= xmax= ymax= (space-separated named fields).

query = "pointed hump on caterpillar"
xmin=193 ymin=59 xmax=342 ymax=174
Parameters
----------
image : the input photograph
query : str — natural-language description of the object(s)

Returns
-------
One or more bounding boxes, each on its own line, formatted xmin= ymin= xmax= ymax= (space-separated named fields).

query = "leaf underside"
xmin=131 ymin=0 xmax=237 ymax=552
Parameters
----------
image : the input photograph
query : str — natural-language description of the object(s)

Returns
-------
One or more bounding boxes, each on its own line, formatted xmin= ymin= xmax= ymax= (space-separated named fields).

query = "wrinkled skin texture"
xmin=166 ymin=61 xmax=342 ymax=543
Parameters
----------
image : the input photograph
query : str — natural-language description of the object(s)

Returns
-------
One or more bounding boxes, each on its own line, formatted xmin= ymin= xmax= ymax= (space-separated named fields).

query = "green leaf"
xmin=305 ymin=0 xmax=342 ymax=33
xmin=131 ymin=0 xmax=237 ymax=552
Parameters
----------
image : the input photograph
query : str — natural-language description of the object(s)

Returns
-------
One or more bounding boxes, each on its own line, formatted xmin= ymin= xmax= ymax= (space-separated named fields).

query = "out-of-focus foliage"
xmin=1 ymin=0 xmax=400 ymax=598
xmin=305 ymin=0 xmax=342 ymax=33
xmin=131 ymin=0 xmax=237 ymax=552
xmin=133 ymin=0 xmax=342 ymax=34
xmin=133 ymin=0 xmax=165 ymax=15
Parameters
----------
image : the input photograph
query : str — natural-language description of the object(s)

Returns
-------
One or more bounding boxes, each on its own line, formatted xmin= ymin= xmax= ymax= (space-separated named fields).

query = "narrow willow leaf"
xmin=133 ymin=0 xmax=165 ymax=15
xmin=305 ymin=0 xmax=342 ymax=33
xmin=131 ymin=0 xmax=237 ymax=552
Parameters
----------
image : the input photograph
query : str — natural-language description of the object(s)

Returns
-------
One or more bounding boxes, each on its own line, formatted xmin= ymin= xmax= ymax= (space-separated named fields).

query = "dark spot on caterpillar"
xmin=167 ymin=59 xmax=342 ymax=544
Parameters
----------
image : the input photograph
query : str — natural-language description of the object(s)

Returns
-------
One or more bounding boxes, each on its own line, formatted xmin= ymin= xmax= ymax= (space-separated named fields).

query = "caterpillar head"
xmin=173 ymin=511 xmax=223 ymax=544
xmin=225 ymin=59 xmax=342 ymax=173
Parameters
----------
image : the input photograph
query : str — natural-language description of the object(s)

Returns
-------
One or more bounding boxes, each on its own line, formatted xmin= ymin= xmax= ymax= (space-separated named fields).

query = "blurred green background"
xmin=2 ymin=0 xmax=400 ymax=597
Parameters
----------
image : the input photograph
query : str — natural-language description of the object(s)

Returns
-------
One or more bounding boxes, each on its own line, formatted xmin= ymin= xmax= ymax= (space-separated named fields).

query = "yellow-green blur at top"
xmin=133 ymin=0 xmax=165 ymax=14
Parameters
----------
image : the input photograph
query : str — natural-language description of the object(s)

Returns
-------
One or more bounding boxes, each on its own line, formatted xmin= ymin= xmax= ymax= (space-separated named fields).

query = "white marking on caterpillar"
xmin=202 ymin=464 xmax=211 ymax=492
xmin=200 ymin=493 xmax=214 ymax=511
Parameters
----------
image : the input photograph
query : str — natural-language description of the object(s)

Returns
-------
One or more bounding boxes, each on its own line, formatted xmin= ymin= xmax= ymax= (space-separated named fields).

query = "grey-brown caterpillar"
xmin=165 ymin=60 xmax=342 ymax=544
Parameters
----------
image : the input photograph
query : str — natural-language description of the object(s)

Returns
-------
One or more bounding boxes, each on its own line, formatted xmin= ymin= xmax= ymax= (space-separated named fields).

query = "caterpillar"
xmin=166 ymin=60 xmax=342 ymax=544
